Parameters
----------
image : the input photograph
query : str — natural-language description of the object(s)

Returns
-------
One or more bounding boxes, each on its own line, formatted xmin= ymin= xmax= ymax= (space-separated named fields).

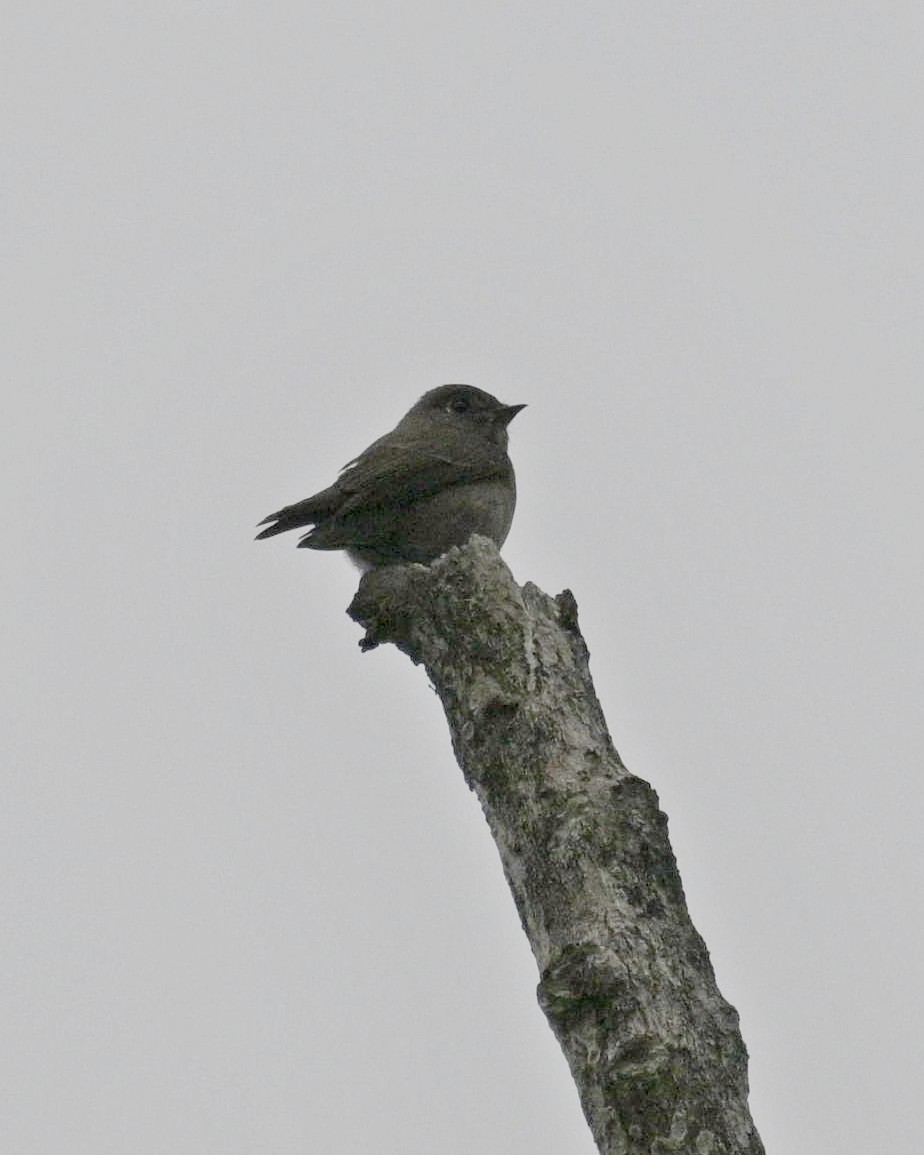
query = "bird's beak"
xmin=497 ymin=403 xmax=526 ymax=426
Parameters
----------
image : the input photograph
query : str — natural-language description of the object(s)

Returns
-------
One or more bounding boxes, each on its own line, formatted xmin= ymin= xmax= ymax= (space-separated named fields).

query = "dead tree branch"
xmin=348 ymin=536 xmax=764 ymax=1155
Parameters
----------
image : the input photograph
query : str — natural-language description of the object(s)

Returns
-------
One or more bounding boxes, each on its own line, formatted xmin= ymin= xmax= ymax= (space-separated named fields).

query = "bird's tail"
xmin=255 ymin=489 xmax=338 ymax=540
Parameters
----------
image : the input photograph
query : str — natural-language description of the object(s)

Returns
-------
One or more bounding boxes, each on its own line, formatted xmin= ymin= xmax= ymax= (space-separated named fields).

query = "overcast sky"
xmin=4 ymin=4 xmax=923 ymax=1153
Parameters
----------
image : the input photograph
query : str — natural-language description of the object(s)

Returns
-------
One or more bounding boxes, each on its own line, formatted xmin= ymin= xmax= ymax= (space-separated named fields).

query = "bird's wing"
xmin=334 ymin=427 xmax=509 ymax=516
xmin=256 ymin=423 xmax=510 ymax=540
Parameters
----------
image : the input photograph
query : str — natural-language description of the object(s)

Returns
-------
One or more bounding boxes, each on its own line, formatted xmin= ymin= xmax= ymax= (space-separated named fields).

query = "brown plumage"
xmin=256 ymin=384 xmax=525 ymax=570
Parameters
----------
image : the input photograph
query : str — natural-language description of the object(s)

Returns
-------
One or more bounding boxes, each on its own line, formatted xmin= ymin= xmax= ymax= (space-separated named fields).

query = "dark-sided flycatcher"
xmin=256 ymin=384 xmax=525 ymax=570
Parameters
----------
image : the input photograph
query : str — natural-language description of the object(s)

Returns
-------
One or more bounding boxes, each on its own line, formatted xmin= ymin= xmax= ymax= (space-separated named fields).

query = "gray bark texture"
xmin=348 ymin=537 xmax=765 ymax=1155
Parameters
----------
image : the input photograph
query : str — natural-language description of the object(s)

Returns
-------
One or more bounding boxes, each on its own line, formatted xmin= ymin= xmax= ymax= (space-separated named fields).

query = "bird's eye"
xmin=448 ymin=397 xmax=470 ymax=414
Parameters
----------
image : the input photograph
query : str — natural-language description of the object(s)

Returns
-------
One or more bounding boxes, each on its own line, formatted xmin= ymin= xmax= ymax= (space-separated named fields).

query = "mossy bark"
xmin=348 ymin=536 xmax=764 ymax=1155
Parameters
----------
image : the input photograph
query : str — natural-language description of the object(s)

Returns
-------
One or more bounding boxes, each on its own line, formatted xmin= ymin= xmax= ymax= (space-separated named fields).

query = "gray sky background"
xmin=4 ymin=5 xmax=923 ymax=1153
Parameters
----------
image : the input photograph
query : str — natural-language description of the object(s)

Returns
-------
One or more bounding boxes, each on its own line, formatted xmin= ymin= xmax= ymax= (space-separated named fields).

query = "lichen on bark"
xmin=348 ymin=536 xmax=764 ymax=1155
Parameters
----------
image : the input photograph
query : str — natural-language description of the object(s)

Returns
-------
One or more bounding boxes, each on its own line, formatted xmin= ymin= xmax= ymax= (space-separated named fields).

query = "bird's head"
xmin=407 ymin=384 xmax=526 ymax=447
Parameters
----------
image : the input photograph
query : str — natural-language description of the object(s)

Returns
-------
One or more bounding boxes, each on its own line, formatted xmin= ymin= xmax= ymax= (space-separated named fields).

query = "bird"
xmin=256 ymin=384 xmax=526 ymax=570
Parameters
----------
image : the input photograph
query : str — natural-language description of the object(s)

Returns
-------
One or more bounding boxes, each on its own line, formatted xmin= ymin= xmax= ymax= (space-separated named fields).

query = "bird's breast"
xmin=407 ymin=477 xmax=517 ymax=550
